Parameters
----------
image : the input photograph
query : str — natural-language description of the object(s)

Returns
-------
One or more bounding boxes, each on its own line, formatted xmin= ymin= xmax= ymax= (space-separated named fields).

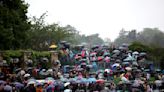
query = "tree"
xmin=26 ymin=13 xmax=78 ymax=50
xmin=0 ymin=0 xmax=30 ymax=50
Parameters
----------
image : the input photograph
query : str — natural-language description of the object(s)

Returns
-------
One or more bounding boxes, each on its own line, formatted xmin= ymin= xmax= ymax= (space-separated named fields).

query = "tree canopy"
xmin=0 ymin=0 xmax=30 ymax=50
xmin=114 ymin=28 xmax=164 ymax=48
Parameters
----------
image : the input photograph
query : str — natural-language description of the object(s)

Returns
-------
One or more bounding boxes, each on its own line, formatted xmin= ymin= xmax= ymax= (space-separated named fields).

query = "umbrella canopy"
xmin=112 ymin=63 xmax=120 ymax=68
xmin=13 ymin=82 xmax=24 ymax=89
xmin=96 ymin=79 xmax=105 ymax=83
xmin=139 ymin=52 xmax=147 ymax=57
xmin=49 ymin=44 xmax=57 ymax=49
xmin=4 ymin=85 xmax=12 ymax=91
xmin=104 ymin=69 xmax=111 ymax=73
xmin=112 ymin=50 xmax=120 ymax=54
xmin=125 ymin=67 xmax=132 ymax=71
xmin=155 ymin=69 xmax=161 ymax=73
xmin=64 ymin=82 xmax=70 ymax=87
xmin=92 ymin=45 xmax=99 ymax=50
xmin=103 ymin=53 xmax=110 ymax=56
xmin=97 ymin=56 xmax=104 ymax=61
xmin=87 ymin=78 xmax=96 ymax=83
xmin=97 ymin=69 xmax=104 ymax=74
xmin=122 ymin=43 xmax=129 ymax=47
xmin=60 ymin=41 xmax=67 ymax=44
xmin=68 ymin=78 xmax=76 ymax=83
xmin=90 ymin=52 xmax=97 ymax=56
xmin=133 ymin=51 xmax=139 ymax=55
xmin=27 ymin=78 xmax=37 ymax=85
xmin=122 ymin=62 xmax=130 ymax=65
xmin=0 ymin=80 xmax=6 ymax=84
xmin=36 ymin=80 xmax=45 ymax=84
xmin=123 ymin=56 xmax=135 ymax=62
xmin=144 ymin=69 xmax=150 ymax=73
xmin=119 ymin=46 xmax=126 ymax=50
xmin=45 ymin=77 xmax=55 ymax=84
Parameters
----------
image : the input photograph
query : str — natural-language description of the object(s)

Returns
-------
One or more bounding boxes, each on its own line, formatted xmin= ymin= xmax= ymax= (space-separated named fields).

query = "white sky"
xmin=25 ymin=0 xmax=164 ymax=41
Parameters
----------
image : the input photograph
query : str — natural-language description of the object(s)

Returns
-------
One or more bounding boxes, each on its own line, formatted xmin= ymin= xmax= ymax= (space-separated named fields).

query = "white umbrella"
xmin=125 ymin=67 xmax=132 ymax=71
xmin=24 ymin=73 xmax=30 ymax=78
xmin=112 ymin=50 xmax=120 ymax=54
xmin=133 ymin=51 xmax=139 ymax=55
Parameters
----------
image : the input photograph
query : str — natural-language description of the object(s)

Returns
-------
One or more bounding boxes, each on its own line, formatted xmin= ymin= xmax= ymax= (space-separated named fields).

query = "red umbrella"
xmin=97 ymin=56 xmax=103 ymax=61
xmin=96 ymin=79 xmax=105 ymax=84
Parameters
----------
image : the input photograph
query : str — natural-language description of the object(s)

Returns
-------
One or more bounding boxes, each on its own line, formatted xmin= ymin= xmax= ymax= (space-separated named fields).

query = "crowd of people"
xmin=0 ymin=43 xmax=164 ymax=92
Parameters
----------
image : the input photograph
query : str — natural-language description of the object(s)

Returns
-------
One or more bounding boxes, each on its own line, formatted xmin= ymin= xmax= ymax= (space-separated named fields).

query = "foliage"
xmin=129 ymin=42 xmax=152 ymax=52
xmin=2 ymin=50 xmax=23 ymax=63
xmin=26 ymin=13 xmax=78 ymax=50
xmin=0 ymin=0 xmax=30 ymax=50
xmin=129 ymin=42 xmax=164 ymax=69
xmin=73 ymin=33 xmax=104 ymax=47
xmin=114 ymin=28 xmax=164 ymax=48
xmin=32 ymin=51 xmax=51 ymax=58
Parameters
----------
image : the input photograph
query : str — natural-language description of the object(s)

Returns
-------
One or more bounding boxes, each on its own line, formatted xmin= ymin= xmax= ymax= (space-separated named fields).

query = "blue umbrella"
xmin=14 ymin=82 xmax=24 ymax=89
xmin=68 ymin=78 xmax=76 ymax=83
xmin=87 ymin=77 xmax=96 ymax=83
xmin=45 ymin=77 xmax=55 ymax=84
xmin=0 ymin=80 xmax=6 ymax=84
xmin=76 ymin=78 xmax=87 ymax=84
xmin=4 ymin=85 xmax=12 ymax=91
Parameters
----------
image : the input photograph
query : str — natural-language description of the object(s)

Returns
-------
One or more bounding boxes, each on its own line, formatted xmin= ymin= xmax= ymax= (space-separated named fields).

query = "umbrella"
xmin=75 ymin=55 xmax=81 ymax=59
xmin=42 ymin=58 xmax=49 ymax=62
xmin=27 ymin=81 xmax=36 ymax=85
xmin=122 ymin=62 xmax=130 ymax=65
xmin=139 ymin=52 xmax=147 ymax=56
xmin=112 ymin=63 xmax=120 ymax=68
xmin=60 ymin=77 xmax=68 ymax=82
xmin=155 ymin=69 xmax=161 ymax=73
xmin=0 ymin=80 xmax=6 ymax=84
xmin=96 ymin=79 xmax=105 ymax=83
xmin=123 ymin=56 xmax=135 ymax=62
xmin=15 ymin=68 xmax=22 ymax=72
xmin=104 ymin=69 xmax=111 ymax=73
xmin=49 ymin=44 xmax=57 ymax=49
xmin=4 ymin=85 xmax=12 ymax=91
xmin=144 ymin=69 xmax=150 ymax=72
xmin=45 ymin=77 xmax=55 ymax=84
xmin=90 ymin=52 xmax=97 ymax=56
xmin=97 ymin=69 xmax=104 ymax=74
xmin=27 ymin=78 xmax=37 ymax=85
xmin=36 ymin=80 xmax=45 ymax=84
xmin=13 ymin=82 xmax=24 ymax=89
xmin=92 ymin=45 xmax=99 ymax=50
xmin=64 ymin=82 xmax=70 ymax=87
xmin=119 ymin=46 xmax=126 ymax=50
xmin=97 ymin=56 xmax=103 ymax=61
xmin=112 ymin=50 xmax=120 ymax=54
xmin=76 ymin=78 xmax=87 ymax=84
xmin=125 ymin=67 xmax=132 ymax=71
xmin=103 ymin=53 xmax=110 ymax=56
xmin=122 ymin=43 xmax=129 ymax=47
xmin=133 ymin=51 xmax=139 ymax=55
xmin=87 ymin=78 xmax=96 ymax=83
xmin=24 ymin=73 xmax=30 ymax=77
xmin=68 ymin=78 xmax=76 ymax=83
xmin=60 ymin=41 xmax=67 ymax=44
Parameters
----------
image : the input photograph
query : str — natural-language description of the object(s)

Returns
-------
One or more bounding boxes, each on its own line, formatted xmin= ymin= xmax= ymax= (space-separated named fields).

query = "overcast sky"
xmin=25 ymin=0 xmax=164 ymax=41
